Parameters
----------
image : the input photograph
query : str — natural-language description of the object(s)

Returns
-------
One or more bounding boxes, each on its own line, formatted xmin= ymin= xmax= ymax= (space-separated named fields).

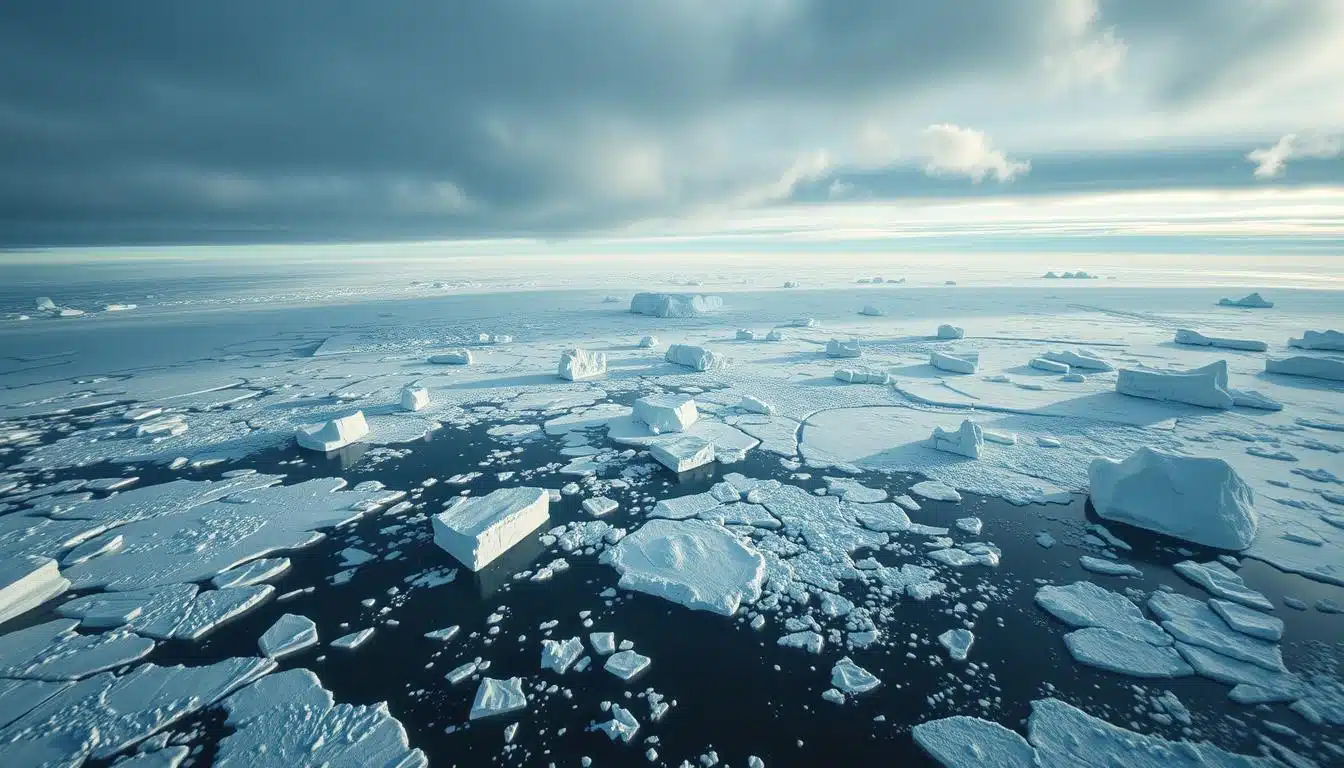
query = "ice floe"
xmin=604 ymin=518 xmax=765 ymax=616
xmin=0 ymin=555 xmax=70 ymax=625
xmin=1173 ymin=329 xmax=1268 ymax=352
xmin=470 ymin=677 xmax=528 ymax=719
xmin=399 ymin=386 xmax=430 ymax=412
xmin=1034 ymin=581 xmax=1169 ymax=645
xmin=938 ymin=629 xmax=974 ymax=661
xmin=830 ymin=657 xmax=880 ymax=695
xmin=258 ymin=613 xmax=318 ymax=659
xmin=540 ymin=636 xmax=585 ymax=674
xmin=432 ymin=486 xmax=550 ymax=571
xmin=833 ymin=367 xmax=889 ymax=384
xmin=935 ymin=324 xmax=964 ymax=340
xmin=296 ymin=411 xmax=369 ymax=452
xmin=604 ymin=649 xmax=651 ymax=681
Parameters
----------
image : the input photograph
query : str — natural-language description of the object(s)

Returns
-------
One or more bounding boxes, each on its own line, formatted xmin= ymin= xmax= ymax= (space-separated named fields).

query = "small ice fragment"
xmin=1078 ymin=556 xmax=1141 ymax=577
xmin=590 ymin=632 xmax=616 ymax=655
xmin=938 ymin=629 xmax=974 ymax=661
xmin=425 ymin=625 xmax=460 ymax=642
xmin=295 ymin=411 xmax=369 ymax=452
xmin=258 ymin=613 xmax=318 ymax=659
xmin=582 ymin=497 xmax=619 ymax=517
xmin=739 ymin=395 xmax=775 ymax=415
xmin=930 ymin=351 xmax=977 ymax=374
xmin=331 ymin=628 xmax=375 ymax=650
xmin=955 ymin=517 xmax=982 ymax=535
xmin=910 ymin=481 xmax=962 ymax=503
xmin=541 ymin=636 xmax=585 ymax=674
xmin=605 ymin=650 xmax=651 ymax=681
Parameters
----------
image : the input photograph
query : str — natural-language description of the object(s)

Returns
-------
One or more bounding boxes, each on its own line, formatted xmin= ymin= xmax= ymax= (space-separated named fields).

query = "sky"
xmin=0 ymin=0 xmax=1342 ymax=249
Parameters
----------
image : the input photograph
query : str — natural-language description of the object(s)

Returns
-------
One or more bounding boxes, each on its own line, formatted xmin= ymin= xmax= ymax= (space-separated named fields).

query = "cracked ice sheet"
xmin=60 ymin=478 xmax=398 ymax=591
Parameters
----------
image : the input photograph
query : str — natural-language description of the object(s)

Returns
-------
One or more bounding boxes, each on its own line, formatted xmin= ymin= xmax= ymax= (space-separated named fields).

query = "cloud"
xmin=1246 ymin=133 xmax=1343 ymax=178
xmin=920 ymin=125 xmax=1030 ymax=183
xmin=1042 ymin=0 xmax=1128 ymax=90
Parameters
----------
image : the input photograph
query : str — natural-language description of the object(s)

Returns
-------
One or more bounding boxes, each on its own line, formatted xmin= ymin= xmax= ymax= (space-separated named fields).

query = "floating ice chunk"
xmin=739 ymin=395 xmax=775 ymax=415
xmin=1266 ymin=355 xmax=1344 ymax=382
xmin=432 ymin=487 xmax=550 ymax=571
xmin=136 ymin=416 xmax=188 ymax=438
xmin=1171 ymin=560 xmax=1273 ymax=611
xmin=930 ymin=351 xmax=977 ymax=374
xmin=295 ymin=411 xmax=369 ymax=452
xmin=56 ymin=308 xmax=85 ymax=317
xmin=470 ymin=677 xmax=527 ymax=720
xmin=936 ymin=324 xmax=964 ymax=340
xmin=634 ymin=394 xmax=699 ymax=433
xmin=826 ymin=339 xmax=862 ymax=359
xmin=1078 ymin=556 xmax=1141 ymax=577
xmin=1063 ymin=628 xmax=1193 ymax=678
xmin=1029 ymin=357 xmax=1069 ymax=374
xmin=0 ymin=555 xmax=71 ymax=625
xmin=0 ymin=619 xmax=155 ymax=680
xmin=955 ymin=517 xmax=982 ymax=535
xmin=596 ymin=703 xmax=640 ymax=743
xmin=1040 ymin=348 xmax=1112 ymax=371
xmin=541 ymin=636 xmax=585 ymax=674
xmin=1209 ymin=599 xmax=1283 ymax=641
xmin=331 ymin=628 xmax=375 ymax=650
xmin=62 ymin=534 xmax=126 ymax=567
xmin=558 ymin=348 xmax=608 ymax=381
xmin=212 ymin=557 xmax=291 ymax=589
xmin=929 ymin=419 xmax=984 ymax=459
xmin=1035 ymin=582 xmax=1169 ymax=645
xmin=648 ymin=435 xmax=716 ymax=473
xmin=833 ymin=367 xmax=889 ymax=384
xmin=735 ymin=329 xmax=760 ymax=340
xmin=582 ymin=497 xmax=619 ymax=517
xmin=910 ymin=481 xmax=961 ymax=503
xmin=258 ymin=613 xmax=318 ymax=659
xmin=831 ymin=657 xmax=881 ymax=696
xmin=1116 ymin=361 xmax=1235 ymax=409
xmin=664 ymin=344 xmax=727 ymax=372
xmin=1219 ymin=292 xmax=1273 ymax=308
xmin=1289 ymin=329 xmax=1344 ymax=351
xmin=35 ymin=296 xmax=57 ymax=311
xmin=630 ymin=293 xmax=722 ymax=318
xmin=399 ymin=386 xmax=430 ymax=412
xmin=792 ymin=317 xmax=817 ymax=327
xmin=589 ymin=632 xmax=616 ymax=655
xmin=860 ymin=305 xmax=884 ymax=317
xmin=605 ymin=650 xmax=651 ymax=681
xmin=445 ymin=661 xmax=477 ymax=683
xmin=651 ymin=491 xmax=723 ymax=520
xmin=1035 ymin=532 xmax=1056 ymax=548
xmin=912 ymin=713 xmax=1035 ymax=768
xmin=824 ymin=477 xmax=888 ymax=503
xmin=122 ymin=407 xmax=164 ymax=422
xmin=1026 ymin=697 xmax=1267 ymax=766
xmin=777 ymin=631 xmax=824 ymax=654
xmin=938 ymin=629 xmax=974 ymax=661
xmin=1149 ymin=591 xmax=1285 ymax=672
xmin=1173 ymin=329 xmax=1268 ymax=352
xmin=638 ymin=335 xmax=658 ymax=348
xmin=1088 ymin=448 xmax=1257 ymax=550
xmin=604 ymin=518 xmax=764 ymax=616
xmin=428 ymin=349 xmax=472 ymax=365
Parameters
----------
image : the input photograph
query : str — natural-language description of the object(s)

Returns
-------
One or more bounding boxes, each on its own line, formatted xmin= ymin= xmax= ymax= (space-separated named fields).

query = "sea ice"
xmin=1035 ymin=582 xmax=1169 ymax=645
xmin=777 ymin=631 xmax=824 ymax=654
xmin=399 ymin=386 xmax=430 ymax=412
xmin=0 ymin=555 xmax=71 ymax=625
xmin=1219 ymin=292 xmax=1274 ymax=308
xmin=824 ymin=477 xmax=888 ymax=503
xmin=910 ymin=481 xmax=962 ymax=502
xmin=331 ymin=628 xmax=376 ymax=651
xmin=1265 ymin=355 xmax=1344 ymax=382
xmin=295 ymin=411 xmax=369 ymax=452
xmin=1171 ymin=560 xmax=1273 ymax=611
xmin=0 ymin=619 xmax=155 ymax=680
xmin=1029 ymin=357 xmax=1069 ymax=374
xmin=648 ymin=435 xmax=716 ymax=473
xmin=431 ymin=487 xmax=550 ymax=571
xmin=596 ymin=703 xmax=640 ymax=743
xmin=860 ymin=305 xmax=884 ymax=317
xmin=929 ymin=351 xmax=977 ymax=374
xmin=936 ymin=324 xmax=964 ymax=340
xmin=834 ymin=367 xmax=889 ymax=384
xmin=1063 ymin=628 xmax=1193 ymax=678
xmin=212 ymin=557 xmax=291 ymax=589
xmin=258 ymin=613 xmax=318 ymax=659
xmin=469 ymin=677 xmax=528 ymax=720
xmin=739 ymin=395 xmax=774 ymax=415
xmin=826 ymin=339 xmax=861 ymax=358
xmin=633 ymin=394 xmax=699 ymax=433
xmin=912 ymin=714 xmax=1036 ymax=768
xmin=736 ymin=329 xmax=760 ymax=340
xmin=60 ymin=583 xmax=274 ymax=641
xmin=1148 ymin=591 xmax=1285 ymax=672
xmin=589 ymin=632 xmax=616 ymax=655
xmin=938 ymin=629 xmax=974 ymax=661
xmin=639 ymin=336 xmax=658 ymax=348
xmin=582 ymin=497 xmax=619 ymax=517
xmin=1173 ymin=329 xmax=1268 ymax=352
xmin=541 ymin=636 xmax=585 ymax=674
xmin=558 ymin=348 xmax=608 ymax=381
xmin=604 ymin=649 xmax=652 ymax=681
xmin=604 ymin=518 xmax=764 ymax=616
xmin=1088 ymin=448 xmax=1257 ymax=550
xmin=829 ymin=657 xmax=880 ymax=696
xmin=428 ymin=349 xmax=472 ymax=365
xmin=1116 ymin=361 xmax=1235 ymax=409
xmin=1209 ymin=599 xmax=1283 ymax=641
xmin=929 ymin=419 xmax=984 ymax=459
xmin=1288 ymin=329 xmax=1344 ymax=351
xmin=764 ymin=329 xmax=785 ymax=341
xmin=1078 ymin=556 xmax=1141 ymax=577
xmin=629 ymin=293 xmax=722 ymax=318
xmin=1040 ymin=348 xmax=1112 ymax=371
xmin=664 ymin=344 xmax=727 ymax=372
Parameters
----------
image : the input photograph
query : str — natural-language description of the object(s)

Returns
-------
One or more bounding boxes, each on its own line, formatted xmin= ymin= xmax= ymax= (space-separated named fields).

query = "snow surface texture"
xmin=432 ymin=487 xmax=550 ymax=571
xmin=603 ymin=518 xmax=765 ymax=616
xmin=1088 ymin=448 xmax=1258 ymax=550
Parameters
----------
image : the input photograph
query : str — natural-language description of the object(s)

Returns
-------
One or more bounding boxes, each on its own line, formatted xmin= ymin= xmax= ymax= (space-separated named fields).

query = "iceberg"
xmin=295 ymin=411 xmax=369 ymax=452
xmin=938 ymin=629 xmax=974 ymax=661
xmin=735 ymin=329 xmax=759 ymax=340
xmin=258 ymin=613 xmax=318 ymax=659
xmin=936 ymin=324 xmax=964 ymax=340
xmin=834 ymin=367 xmax=889 ymax=384
xmin=1219 ymin=292 xmax=1274 ymax=308
xmin=1029 ymin=357 xmax=1069 ymax=373
xmin=428 ymin=349 xmax=472 ymax=365
xmin=633 ymin=393 xmax=699 ymax=433
xmin=1265 ymin=355 xmax=1344 ymax=382
xmin=664 ymin=343 xmax=727 ymax=372
xmin=1288 ymin=329 xmax=1344 ymax=351
xmin=1040 ymin=348 xmax=1112 ymax=371
xmin=1173 ymin=329 xmax=1268 ymax=352
xmin=859 ymin=305 xmax=885 ymax=317
xmin=604 ymin=518 xmax=765 ymax=616
xmin=739 ymin=395 xmax=774 ymax=415
xmin=604 ymin=649 xmax=652 ymax=681
xmin=540 ymin=636 xmax=584 ymax=674
xmin=929 ymin=419 xmax=984 ymax=459
xmin=629 ymin=293 xmax=722 ymax=318
xmin=558 ymin=348 xmax=608 ymax=381
xmin=399 ymin=386 xmax=430 ymax=412
xmin=765 ymin=329 xmax=785 ymax=341
xmin=930 ymin=351 xmax=978 ymax=374
xmin=469 ymin=677 xmax=527 ymax=720
xmin=826 ymin=339 xmax=862 ymax=358
xmin=648 ymin=435 xmax=715 ymax=473
xmin=431 ymin=487 xmax=551 ymax=571
xmin=1116 ymin=361 xmax=1234 ymax=409
xmin=638 ymin=335 xmax=658 ymax=348
xmin=1088 ymin=448 xmax=1257 ymax=550
xmin=0 ymin=555 xmax=71 ymax=625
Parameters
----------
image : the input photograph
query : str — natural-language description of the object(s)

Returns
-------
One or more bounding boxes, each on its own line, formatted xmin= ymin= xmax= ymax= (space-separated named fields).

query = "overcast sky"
xmin=1 ymin=0 xmax=1341 ymax=247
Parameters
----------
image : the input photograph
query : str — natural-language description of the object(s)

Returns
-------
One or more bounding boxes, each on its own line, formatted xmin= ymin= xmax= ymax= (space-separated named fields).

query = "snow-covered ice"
xmin=604 ymin=518 xmax=765 ymax=615
xmin=1040 ymin=348 xmax=1112 ymax=371
xmin=1288 ymin=329 xmax=1344 ymax=351
xmin=1116 ymin=361 xmax=1236 ymax=409
xmin=0 ymin=555 xmax=70 ymax=625
xmin=1174 ymin=329 xmax=1268 ymax=352
xmin=331 ymin=628 xmax=376 ymax=650
xmin=1089 ymin=448 xmax=1258 ymax=550
xmin=399 ymin=386 xmax=430 ymax=412
xmin=428 ymin=349 xmax=472 ymax=365
xmin=936 ymin=324 xmax=964 ymax=340
xmin=604 ymin=649 xmax=652 ymax=681
xmin=929 ymin=419 xmax=984 ymax=459
xmin=648 ymin=435 xmax=716 ymax=473
xmin=929 ymin=351 xmax=977 ymax=374
xmin=558 ymin=348 xmax=608 ymax=381
xmin=258 ymin=613 xmax=318 ymax=659
xmin=826 ymin=339 xmax=861 ymax=358
xmin=633 ymin=394 xmax=699 ymax=433
xmin=630 ymin=293 xmax=722 ymax=318
xmin=910 ymin=481 xmax=962 ymax=503
xmin=1266 ymin=355 xmax=1344 ymax=382
xmin=296 ymin=411 xmax=369 ymax=452
xmin=831 ymin=657 xmax=881 ymax=695
xmin=432 ymin=486 xmax=550 ymax=571
xmin=833 ymin=367 xmax=889 ymax=384
xmin=540 ymin=636 xmax=585 ymax=674
xmin=664 ymin=344 xmax=727 ymax=372
xmin=469 ymin=677 xmax=528 ymax=720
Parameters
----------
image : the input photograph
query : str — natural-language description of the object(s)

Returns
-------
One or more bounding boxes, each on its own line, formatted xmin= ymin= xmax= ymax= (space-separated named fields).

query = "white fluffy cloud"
xmin=920 ymin=125 xmax=1030 ymax=183
xmin=1246 ymin=133 xmax=1342 ymax=178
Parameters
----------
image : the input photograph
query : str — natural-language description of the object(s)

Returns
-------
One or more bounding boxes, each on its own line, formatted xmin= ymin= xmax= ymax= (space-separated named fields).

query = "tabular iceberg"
xmin=648 ymin=435 xmax=715 ymax=473
xmin=936 ymin=324 xmax=964 ymax=339
xmin=664 ymin=344 xmax=727 ymax=372
xmin=826 ymin=339 xmax=862 ymax=359
xmin=1288 ymin=329 xmax=1344 ymax=351
xmin=295 ymin=411 xmax=369 ymax=452
xmin=1 ymin=555 xmax=71 ymax=625
xmin=633 ymin=394 xmax=699 ymax=433
xmin=1173 ymin=329 xmax=1268 ymax=352
xmin=399 ymin=386 xmax=430 ymax=412
xmin=558 ymin=348 xmax=608 ymax=381
xmin=1265 ymin=355 xmax=1344 ymax=382
xmin=1116 ymin=361 xmax=1234 ymax=409
xmin=630 ymin=293 xmax=722 ymax=318
xmin=834 ymin=368 xmax=889 ymax=384
xmin=431 ymin=487 xmax=551 ymax=571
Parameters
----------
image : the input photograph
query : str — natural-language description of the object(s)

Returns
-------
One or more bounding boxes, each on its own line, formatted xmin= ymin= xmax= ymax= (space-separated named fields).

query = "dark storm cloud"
xmin=0 ymin=1 xmax=1333 ymax=246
